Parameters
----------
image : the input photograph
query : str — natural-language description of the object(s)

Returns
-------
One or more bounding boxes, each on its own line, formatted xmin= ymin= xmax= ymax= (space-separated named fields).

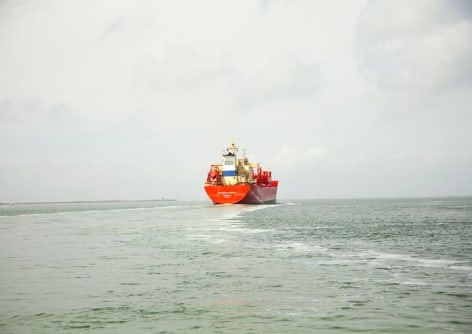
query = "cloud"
xmin=0 ymin=97 xmax=79 ymax=135
xmin=100 ymin=17 xmax=127 ymax=41
xmin=133 ymin=42 xmax=231 ymax=92
xmin=275 ymin=144 xmax=326 ymax=168
xmin=356 ymin=0 xmax=472 ymax=93
xmin=233 ymin=57 xmax=324 ymax=108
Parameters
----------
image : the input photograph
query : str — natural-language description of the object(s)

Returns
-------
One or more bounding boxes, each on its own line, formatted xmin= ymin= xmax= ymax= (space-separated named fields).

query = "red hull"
xmin=204 ymin=182 xmax=278 ymax=204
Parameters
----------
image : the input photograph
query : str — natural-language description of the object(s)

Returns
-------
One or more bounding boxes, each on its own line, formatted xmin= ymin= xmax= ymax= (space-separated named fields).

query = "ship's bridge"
xmin=222 ymin=143 xmax=237 ymax=177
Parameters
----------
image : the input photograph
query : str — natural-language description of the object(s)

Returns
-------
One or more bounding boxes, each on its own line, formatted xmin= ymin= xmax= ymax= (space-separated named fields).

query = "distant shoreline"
xmin=0 ymin=199 xmax=177 ymax=205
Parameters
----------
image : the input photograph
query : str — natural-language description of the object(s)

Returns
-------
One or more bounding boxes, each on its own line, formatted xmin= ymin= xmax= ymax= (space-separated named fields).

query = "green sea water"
xmin=1 ymin=198 xmax=471 ymax=333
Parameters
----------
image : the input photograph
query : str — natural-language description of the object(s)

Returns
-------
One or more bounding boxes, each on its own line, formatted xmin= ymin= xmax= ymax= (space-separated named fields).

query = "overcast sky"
xmin=1 ymin=0 xmax=471 ymax=202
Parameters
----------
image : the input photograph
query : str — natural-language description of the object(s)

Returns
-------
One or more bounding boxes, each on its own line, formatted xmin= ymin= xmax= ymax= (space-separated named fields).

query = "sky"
xmin=1 ymin=0 xmax=471 ymax=202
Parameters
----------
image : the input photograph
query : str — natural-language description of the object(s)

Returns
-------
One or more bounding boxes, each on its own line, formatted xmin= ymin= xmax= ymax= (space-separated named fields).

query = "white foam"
xmin=448 ymin=265 xmax=472 ymax=272
xmin=275 ymin=242 xmax=328 ymax=253
xmin=397 ymin=279 xmax=430 ymax=286
xmin=218 ymin=226 xmax=273 ymax=234
xmin=365 ymin=250 xmax=468 ymax=271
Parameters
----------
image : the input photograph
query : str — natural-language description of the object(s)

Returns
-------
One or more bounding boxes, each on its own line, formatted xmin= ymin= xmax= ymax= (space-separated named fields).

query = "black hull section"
xmin=240 ymin=184 xmax=277 ymax=204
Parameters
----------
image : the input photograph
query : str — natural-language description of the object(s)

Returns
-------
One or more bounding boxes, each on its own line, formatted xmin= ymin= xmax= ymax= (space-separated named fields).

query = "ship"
xmin=204 ymin=141 xmax=279 ymax=204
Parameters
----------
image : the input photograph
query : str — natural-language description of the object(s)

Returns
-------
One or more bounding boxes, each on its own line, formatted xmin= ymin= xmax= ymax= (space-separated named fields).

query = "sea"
xmin=0 ymin=197 xmax=471 ymax=333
